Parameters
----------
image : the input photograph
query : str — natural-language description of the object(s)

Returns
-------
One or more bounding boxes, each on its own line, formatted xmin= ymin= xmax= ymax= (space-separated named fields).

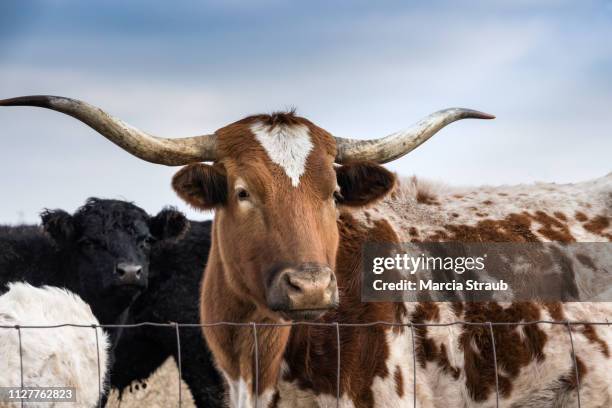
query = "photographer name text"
xmin=372 ymin=279 xmax=508 ymax=291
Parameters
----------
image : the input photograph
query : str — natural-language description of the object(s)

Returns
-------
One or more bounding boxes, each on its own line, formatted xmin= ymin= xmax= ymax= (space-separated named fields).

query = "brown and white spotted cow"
xmin=1 ymin=95 xmax=611 ymax=407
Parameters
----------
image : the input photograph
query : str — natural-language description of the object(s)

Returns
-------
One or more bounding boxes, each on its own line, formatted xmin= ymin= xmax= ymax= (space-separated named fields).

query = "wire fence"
xmin=2 ymin=319 xmax=611 ymax=408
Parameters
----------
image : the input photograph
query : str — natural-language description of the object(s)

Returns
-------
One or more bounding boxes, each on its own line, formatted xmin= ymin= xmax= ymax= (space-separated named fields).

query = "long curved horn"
xmin=334 ymin=108 xmax=495 ymax=163
xmin=0 ymin=95 xmax=216 ymax=165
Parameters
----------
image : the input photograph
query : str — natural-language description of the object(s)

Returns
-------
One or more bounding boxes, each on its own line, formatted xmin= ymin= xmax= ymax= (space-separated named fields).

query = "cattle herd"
xmin=0 ymin=95 xmax=610 ymax=407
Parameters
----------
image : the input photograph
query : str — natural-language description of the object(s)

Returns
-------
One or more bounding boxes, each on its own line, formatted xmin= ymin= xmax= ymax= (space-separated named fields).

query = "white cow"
xmin=0 ymin=283 xmax=109 ymax=408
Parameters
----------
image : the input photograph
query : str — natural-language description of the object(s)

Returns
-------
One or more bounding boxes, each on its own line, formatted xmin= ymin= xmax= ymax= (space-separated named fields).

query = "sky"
xmin=0 ymin=0 xmax=611 ymax=224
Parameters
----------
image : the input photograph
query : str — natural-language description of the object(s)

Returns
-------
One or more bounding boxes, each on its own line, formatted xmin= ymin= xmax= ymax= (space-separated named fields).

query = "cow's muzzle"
xmin=113 ymin=262 xmax=147 ymax=289
xmin=266 ymin=263 xmax=339 ymax=320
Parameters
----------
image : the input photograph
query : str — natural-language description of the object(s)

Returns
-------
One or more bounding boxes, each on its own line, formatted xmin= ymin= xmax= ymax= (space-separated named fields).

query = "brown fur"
xmin=439 ymin=211 xmax=578 ymax=243
xmin=580 ymin=325 xmax=610 ymax=357
xmin=583 ymin=215 xmax=612 ymax=240
xmin=443 ymin=213 xmax=539 ymax=242
xmin=460 ymin=302 xmax=547 ymax=401
xmin=393 ymin=366 xmax=404 ymax=398
xmin=574 ymin=211 xmax=588 ymax=222
xmin=530 ymin=211 xmax=576 ymax=242
xmin=245 ymin=110 xmax=301 ymax=128
xmin=436 ymin=211 xmax=576 ymax=242
xmin=412 ymin=303 xmax=441 ymax=368
xmin=544 ymin=302 xmax=565 ymax=321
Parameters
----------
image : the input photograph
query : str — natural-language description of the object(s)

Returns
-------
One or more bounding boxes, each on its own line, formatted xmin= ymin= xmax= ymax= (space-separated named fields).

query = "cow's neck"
xmin=201 ymin=221 xmax=290 ymax=405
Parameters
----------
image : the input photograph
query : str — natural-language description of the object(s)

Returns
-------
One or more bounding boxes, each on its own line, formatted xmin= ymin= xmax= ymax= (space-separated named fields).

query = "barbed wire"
xmin=3 ymin=319 xmax=611 ymax=407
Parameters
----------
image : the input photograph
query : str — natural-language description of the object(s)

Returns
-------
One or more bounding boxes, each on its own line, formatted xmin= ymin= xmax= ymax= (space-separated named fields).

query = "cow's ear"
xmin=40 ymin=209 xmax=76 ymax=245
xmin=335 ymin=161 xmax=396 ymax=207
xmin=149 ymin=208 xmax=189 ymax=241
xmin=172 ymin=163 xmax=227 ymax=210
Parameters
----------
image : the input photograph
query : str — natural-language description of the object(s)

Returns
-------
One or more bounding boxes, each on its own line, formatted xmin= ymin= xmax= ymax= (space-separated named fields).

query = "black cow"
xmin=0 ymin=200 xmax=223 ymax=405
xmin=0 ymin=198 xmax=188 ymax=325
xmin=108 ymin=219 xmax=225 ymax=406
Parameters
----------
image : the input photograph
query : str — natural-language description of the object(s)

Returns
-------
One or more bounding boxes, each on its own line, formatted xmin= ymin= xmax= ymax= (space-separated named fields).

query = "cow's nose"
xmin=267 ymin=263 xmax=339 ymax=318
xmin=115 ymin=262 xmax=143 ymax=286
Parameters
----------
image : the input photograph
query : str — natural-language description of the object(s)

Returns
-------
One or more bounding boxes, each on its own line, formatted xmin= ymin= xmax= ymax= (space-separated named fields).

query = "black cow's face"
xmin=41 ymin=199 xmax=188 ymax=323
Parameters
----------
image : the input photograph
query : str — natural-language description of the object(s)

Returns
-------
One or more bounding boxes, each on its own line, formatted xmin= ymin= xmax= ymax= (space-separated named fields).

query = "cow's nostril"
xmin=284 ymin=274 xmax=303 ymax=293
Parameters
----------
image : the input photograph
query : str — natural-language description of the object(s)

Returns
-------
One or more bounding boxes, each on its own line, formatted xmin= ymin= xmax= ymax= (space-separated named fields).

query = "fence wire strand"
xmin=2 ymin=319 xmax=609 ymax=407
xmin=4 ymin=319 xmax=611 ymax=329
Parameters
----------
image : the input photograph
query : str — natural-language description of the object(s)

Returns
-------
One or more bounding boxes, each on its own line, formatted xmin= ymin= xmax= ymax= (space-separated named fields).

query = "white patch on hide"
xmin=250 ymin=122 xmax=313 ymax=187
xmin=224 ymin=374 xmax=252 ymax=408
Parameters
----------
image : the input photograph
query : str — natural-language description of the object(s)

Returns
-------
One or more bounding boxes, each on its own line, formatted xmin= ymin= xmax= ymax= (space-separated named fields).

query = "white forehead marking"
xmin=250 ymin=121 xmax=313 ymax=187
xmin=234 ymin=177 xmax=247 ymax=189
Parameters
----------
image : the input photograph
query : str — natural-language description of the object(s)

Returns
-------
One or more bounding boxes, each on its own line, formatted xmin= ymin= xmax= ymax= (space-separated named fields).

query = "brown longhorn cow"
xmin=1 ymin=95 xmax=610 ymax=407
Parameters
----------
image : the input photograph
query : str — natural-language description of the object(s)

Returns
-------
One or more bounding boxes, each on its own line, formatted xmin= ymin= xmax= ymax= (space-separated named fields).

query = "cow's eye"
xmin=78 ymin=238 xmax=97 ymax=249
xmin=139 ymin=236 xmax=155 ymax=250
xmin=236 ymin=188 xmax=250 ymax=201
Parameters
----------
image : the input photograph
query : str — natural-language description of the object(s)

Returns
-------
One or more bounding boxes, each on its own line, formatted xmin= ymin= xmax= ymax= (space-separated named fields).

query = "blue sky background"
xmin=1 ymin=0 xmax=611 ymax=223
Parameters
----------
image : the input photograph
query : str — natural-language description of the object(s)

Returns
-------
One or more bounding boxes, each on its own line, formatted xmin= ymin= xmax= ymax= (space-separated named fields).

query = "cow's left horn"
xmin=0 ymin=95 xmax=217 ymax=165
xmin=334 ymin=108 xmax=495 ymax=164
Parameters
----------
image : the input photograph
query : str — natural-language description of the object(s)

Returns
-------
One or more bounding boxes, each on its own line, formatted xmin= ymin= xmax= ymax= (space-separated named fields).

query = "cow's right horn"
xmin=0 ymin=95 xmax=217 ymax=165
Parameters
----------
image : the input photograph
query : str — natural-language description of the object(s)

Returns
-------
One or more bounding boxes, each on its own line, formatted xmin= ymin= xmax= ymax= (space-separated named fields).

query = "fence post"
xmin=174 ymin=323 xmax=183 ymax=408
xmin=487 ymin=322 xmax=499 ymax=408
xmin=409 ymin=323 xmax=417 ymax=408
xmin=93 ymin=324 xmax=102 ymax=408
xmin=251 ymin=322 xmax=259 ymax=408
xmin=334 ymin=322 xmax=341 ymax=408
xmin=565 ymin=322 xmax=581 ymax=408
xmin=15 ymin=325 xmax=24 ymax=408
